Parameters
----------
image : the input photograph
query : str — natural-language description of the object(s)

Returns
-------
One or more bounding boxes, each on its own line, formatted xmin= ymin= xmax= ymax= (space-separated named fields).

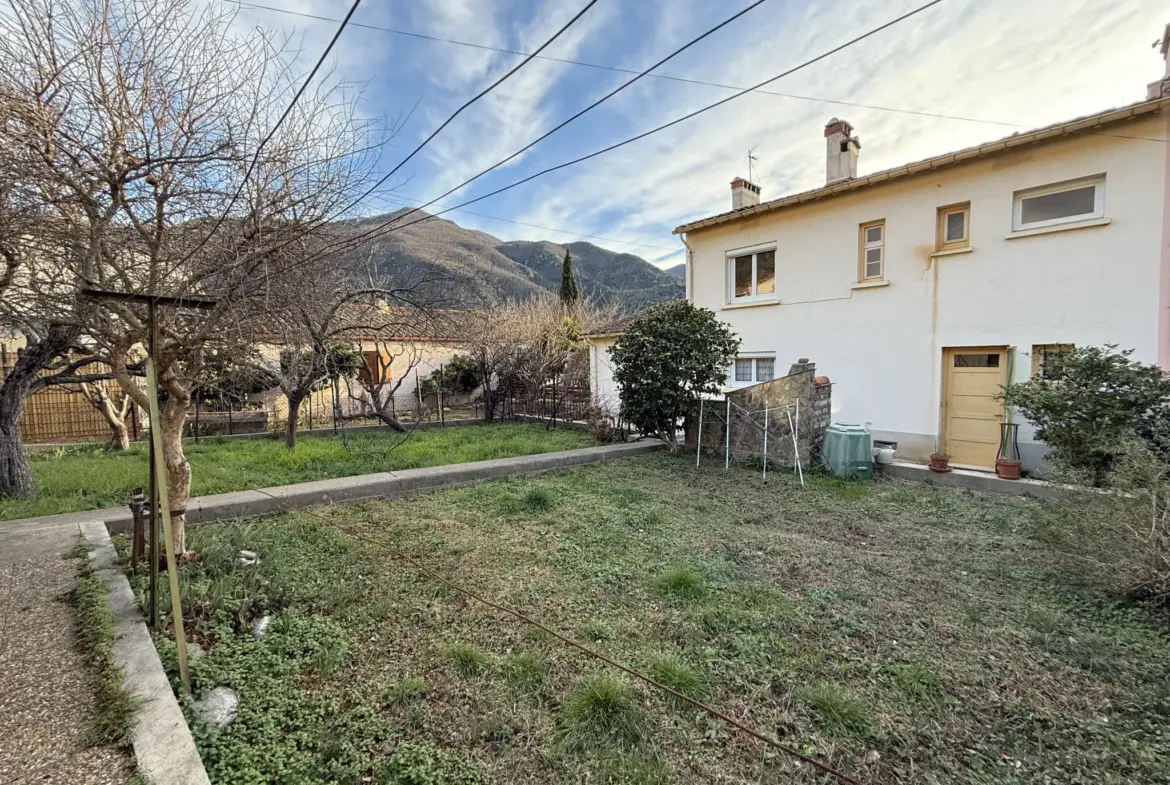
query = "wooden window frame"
xmin=857 ymin=220 xmax=885 ymax=282
xmin=725 ymin=243 xmax=778 ymax=304
xmin=936 ymin=202 xmax=970 ymax=251
xmin=1031 ymin=343 xmax=1074 ymax=378
xmin=1012 ymin=175 xmax=1105 ymax=231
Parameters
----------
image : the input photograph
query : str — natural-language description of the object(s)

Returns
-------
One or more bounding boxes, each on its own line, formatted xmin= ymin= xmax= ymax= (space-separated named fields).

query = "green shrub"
xmin=503 ymin=652 xmax=547 ymax=692
xmin=521 ymin=487 xmax=556 ymax=511
xmin=610 ymin=301 xmax=739 ymax=444
xmin=1001 ymin=345 xmax=1170 ymax=483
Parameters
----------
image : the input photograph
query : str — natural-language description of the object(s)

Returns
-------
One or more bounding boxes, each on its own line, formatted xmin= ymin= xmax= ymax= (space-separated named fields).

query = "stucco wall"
xmin=684 ymin=115 xmax=1170 ymax=468
xmin=587 ymin=337 xmax=620 ymax=415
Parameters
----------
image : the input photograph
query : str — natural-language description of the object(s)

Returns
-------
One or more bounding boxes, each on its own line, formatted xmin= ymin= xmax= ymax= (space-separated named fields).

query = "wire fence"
xmin=4 ymin=343 xmax=595 ymax=446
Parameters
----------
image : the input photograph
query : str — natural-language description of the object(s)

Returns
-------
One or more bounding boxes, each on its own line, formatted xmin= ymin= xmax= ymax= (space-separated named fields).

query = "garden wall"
xmin=684 ymin=359 xmax=832 ymax=468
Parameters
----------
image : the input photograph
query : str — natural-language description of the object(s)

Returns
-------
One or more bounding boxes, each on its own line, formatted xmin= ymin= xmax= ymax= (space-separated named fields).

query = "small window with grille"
xmin=731 ymin=356 xmax=775 ymax=386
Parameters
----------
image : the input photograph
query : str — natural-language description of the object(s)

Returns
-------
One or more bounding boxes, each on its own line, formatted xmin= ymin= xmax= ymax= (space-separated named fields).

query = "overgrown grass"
xmin=123 ymin=454 xmax=1170 ymax=784
xmin=70 ymin=545 xmax=138 ymax=747
xmin=0 ymin=423 xmax=593 ymax=521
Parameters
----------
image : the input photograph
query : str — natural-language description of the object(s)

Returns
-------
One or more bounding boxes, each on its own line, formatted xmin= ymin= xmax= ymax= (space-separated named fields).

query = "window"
xmin=953 ymin=353 xmax=999 ymax=368
xmin=357 ymin=350 xmax=382 ymax=383
xmin=1031 ymin=344 xmax=1074 ymax=378
xmin=731 ymin=356 xmax=775 ymax=385
xmin=936 ymin=203 xmax=970 ymax=251
xmin=858 ymin=220 xmax=884 ymax=281
xmin=727 ymin=246 xmax=776 ymax=302
xmin=1013 ymin=176 xmax=1105 ymax=231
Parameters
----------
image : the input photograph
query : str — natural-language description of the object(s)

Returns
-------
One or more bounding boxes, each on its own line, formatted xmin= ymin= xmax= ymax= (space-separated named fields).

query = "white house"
xmin=591 ymin=25 xmax=1170 ymax=471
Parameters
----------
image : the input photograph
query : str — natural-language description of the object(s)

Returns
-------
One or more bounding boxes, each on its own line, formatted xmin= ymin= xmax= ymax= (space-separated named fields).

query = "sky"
xmin=230 ymin=0 xmax=1169 ymax=268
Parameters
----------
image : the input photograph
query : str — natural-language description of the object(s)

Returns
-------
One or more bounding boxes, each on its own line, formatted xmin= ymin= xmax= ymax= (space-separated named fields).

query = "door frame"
xmin=939 ymin=345 xmax=1009 ymax=469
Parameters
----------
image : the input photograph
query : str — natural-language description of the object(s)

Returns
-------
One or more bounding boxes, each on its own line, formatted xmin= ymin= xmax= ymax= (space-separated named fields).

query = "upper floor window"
xmin=1031 ymin=344 xmax=1074 ymax=378
xmin=858 ymin=220 xmax=885 ymax=281
xmin=732 ymin=356 xmax=775 ymax=385
xmin=937 ymin=203 xmax=970 ymax=251
xmin=1013 ymin=175 xmax=1105 ymax=231
xmin=727 ymin=244 xmax=776 ymax=303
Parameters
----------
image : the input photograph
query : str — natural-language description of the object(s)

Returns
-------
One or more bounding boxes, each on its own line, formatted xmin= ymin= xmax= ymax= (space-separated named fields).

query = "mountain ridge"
xmin=345 ymin=209 xmax=684 ymax=310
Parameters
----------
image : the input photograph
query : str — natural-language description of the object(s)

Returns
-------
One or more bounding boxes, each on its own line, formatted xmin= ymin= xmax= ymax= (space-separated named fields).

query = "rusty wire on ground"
xmin=244 ymin=488 xmax=867 ymax=785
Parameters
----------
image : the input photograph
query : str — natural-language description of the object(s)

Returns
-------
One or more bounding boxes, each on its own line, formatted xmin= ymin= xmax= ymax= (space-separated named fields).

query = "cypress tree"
xmin=559 ymin=248 xmax=580 ymax=304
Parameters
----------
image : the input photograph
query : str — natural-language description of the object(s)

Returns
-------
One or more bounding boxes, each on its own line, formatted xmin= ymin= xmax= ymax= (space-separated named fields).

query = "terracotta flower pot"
xmin=995 ymin=459 xmax=1022 ymax=480
xmin=929 ymin=454 xmax=951 ymax=473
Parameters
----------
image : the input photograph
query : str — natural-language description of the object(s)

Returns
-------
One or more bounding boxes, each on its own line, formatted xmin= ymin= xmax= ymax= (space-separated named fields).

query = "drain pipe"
xmin=680 ymin=233 xmax=694 ymax=302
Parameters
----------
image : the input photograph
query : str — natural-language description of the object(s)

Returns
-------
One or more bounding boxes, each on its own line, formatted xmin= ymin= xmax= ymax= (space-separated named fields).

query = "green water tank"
xmin=821 ymin=423 xmax=873 ymax=480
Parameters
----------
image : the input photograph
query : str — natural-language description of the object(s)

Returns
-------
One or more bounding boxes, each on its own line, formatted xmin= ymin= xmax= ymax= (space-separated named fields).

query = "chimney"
xmin=1147 ymin=23 xmax=1170 ymax=99
xmin=824 ymin=118 xmax=861 ymax=185
xmin=731 ymin=177 xmax=761 ymax=210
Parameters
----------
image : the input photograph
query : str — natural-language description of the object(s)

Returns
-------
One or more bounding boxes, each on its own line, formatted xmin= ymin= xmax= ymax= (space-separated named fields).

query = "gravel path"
xmin=0 ymin=552 xmax=133 ymax=785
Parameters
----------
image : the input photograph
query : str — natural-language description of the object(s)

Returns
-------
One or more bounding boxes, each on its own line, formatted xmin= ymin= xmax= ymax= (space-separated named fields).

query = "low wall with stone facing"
xmin=684 ymin=359 xmax=832 ymax=469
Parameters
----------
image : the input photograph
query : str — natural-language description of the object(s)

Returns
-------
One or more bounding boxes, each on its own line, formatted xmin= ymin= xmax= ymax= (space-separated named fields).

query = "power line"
xmin=371 ymin=0 xmax=600 ymax=190
xmin=366 ymin=0 xmax=772 ymax=241
xmin=233 ymin=0 xmax=1018 ymax=130
xmin=178 ymin=0 xmax=365 ymax=268
xmin=346 ymin=0 xmax=950 ymax=248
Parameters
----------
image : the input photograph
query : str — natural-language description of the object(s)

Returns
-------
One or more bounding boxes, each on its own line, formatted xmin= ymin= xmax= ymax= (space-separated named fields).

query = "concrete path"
xmin=0 ymin=528 xmax=133 ymax=784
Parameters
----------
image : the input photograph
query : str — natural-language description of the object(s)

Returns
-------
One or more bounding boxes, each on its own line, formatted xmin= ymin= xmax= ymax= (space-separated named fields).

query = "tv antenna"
xmin=747 ymin=147 xmax=759 ymax=183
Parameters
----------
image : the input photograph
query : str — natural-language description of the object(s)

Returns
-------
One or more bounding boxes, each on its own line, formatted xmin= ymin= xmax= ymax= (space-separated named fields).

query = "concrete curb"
xmin=877 ymin=460 xmax=1067 ymax=500
xmin=0 ymin=441 xmax=666 ymax=537
xmin=80 ymin=521 xmax=211 ymax=785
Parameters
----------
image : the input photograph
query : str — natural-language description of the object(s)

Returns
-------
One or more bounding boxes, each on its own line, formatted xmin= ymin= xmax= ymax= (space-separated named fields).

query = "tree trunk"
xmin=286 ymin=394 xmax=302 ymax=448
xmin=0 ymin=324 xmax=79 ymax=497
xmin=82 ymin=381 xmax=132 ymax=450
xmin=0 ymin=405 xmax=33 ymax=498
xmin=159 ymin=382 xmax=192 ymax=555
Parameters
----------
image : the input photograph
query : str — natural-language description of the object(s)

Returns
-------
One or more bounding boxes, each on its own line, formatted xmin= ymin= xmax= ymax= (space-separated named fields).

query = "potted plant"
xmin=995 ymin=422 xmax=1022 ymax=480
xmin=929 ymin=452 xmax=951 ymax=473
xmin=995 ymin=457 xmax=1022 ymax=480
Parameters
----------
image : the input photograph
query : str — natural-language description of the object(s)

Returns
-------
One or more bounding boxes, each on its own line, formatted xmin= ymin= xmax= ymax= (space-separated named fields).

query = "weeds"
xmin=797 ymin=682 xmax=873 ymax=737
xmin=503 ymin=652 xmax=547 ymax=692
xmin=70 ymin=553 xmax=139 ymax=747
xmin=653 ymin=566 xmax=706 ymax=600
xmin=646 ymin=654 xmax=704 ymax=700
xmin=562 ymin=675 xmax=645 ymax=748
xmin=447 ymin=642 xmax=490 ymax=675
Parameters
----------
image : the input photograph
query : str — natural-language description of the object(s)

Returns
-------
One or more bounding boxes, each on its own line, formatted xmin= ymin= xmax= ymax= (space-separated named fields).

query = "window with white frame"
xmin=727 ymin=245 xmax=776 ymax=303
xmin=1013 ymin=175 xmax=1105 ymax=231
xmin=732 ymin=356 xmax=775 ymax=385
xmin=858 ymin=220 xmax=885 ymax=280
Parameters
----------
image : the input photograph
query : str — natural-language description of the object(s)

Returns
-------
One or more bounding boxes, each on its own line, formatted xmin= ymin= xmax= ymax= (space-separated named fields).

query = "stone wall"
xmin=684 ymin=359 xmax=832 ymax=469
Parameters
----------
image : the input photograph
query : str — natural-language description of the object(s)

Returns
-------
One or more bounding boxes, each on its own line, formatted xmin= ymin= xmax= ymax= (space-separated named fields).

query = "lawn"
xmin=130 ymin=455 xmax=1170 ymax=785
xmin=0 ymin=424 xmax=594 ymax=521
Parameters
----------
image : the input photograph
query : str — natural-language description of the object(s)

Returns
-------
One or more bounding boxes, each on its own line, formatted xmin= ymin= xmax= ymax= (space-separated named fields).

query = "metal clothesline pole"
xmin=695 ymin=399 xmax=704 ymax=468
xmin=788 ymin=408 xmax=805 ymax=487
xmin=724 ymin=398 xmax=731 ymax=471
xmin=762 ymin=407 xmax=769 ymax=481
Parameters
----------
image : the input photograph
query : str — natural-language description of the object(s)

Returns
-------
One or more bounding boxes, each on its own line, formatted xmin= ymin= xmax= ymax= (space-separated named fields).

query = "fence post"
xmin=332 ymin=377 xmax=340 ymax=435
xmin=416 ymin=370 xmax=423 ymax=421
xmin=438 ymin=364 xmax=445 ymax=427
xmin=129 ymin=487 xmax=146 ymax=569
xmin=227 ymin=396 xmax=233 ymax=436
xmin=193 ymin=396 xmax=201 ymax=443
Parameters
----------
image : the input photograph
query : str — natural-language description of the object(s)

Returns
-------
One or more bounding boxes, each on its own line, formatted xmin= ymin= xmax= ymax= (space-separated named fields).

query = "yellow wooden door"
xmin=942 ymin=347 xmax=1007 ymax=468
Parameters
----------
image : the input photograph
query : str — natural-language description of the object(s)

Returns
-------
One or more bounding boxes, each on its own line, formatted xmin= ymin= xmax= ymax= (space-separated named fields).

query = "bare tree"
xmin=80 ymin=380 xmax=137 ymax=450
xmin=0 ymin=0 xmax=388 ymax=549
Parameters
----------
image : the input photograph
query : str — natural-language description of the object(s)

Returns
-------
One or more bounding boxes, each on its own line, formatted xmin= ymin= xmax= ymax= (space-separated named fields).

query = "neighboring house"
xmin=584 ymin=313 xmax=639 ymax=416
xmin=594 ymin=27 xmax=1170 ymax=471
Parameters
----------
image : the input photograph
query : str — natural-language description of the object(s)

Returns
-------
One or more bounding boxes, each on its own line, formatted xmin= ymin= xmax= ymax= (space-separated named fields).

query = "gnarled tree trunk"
xmin=81 ymin=381 xmax=132 ymax=450
xmin=0 ymin=325 xmax=79 ymax=498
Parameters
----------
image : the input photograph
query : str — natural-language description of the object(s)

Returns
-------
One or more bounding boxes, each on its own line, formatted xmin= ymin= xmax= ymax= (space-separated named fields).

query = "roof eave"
xmin=672 ymin=97 xmax=1170 ymax=235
